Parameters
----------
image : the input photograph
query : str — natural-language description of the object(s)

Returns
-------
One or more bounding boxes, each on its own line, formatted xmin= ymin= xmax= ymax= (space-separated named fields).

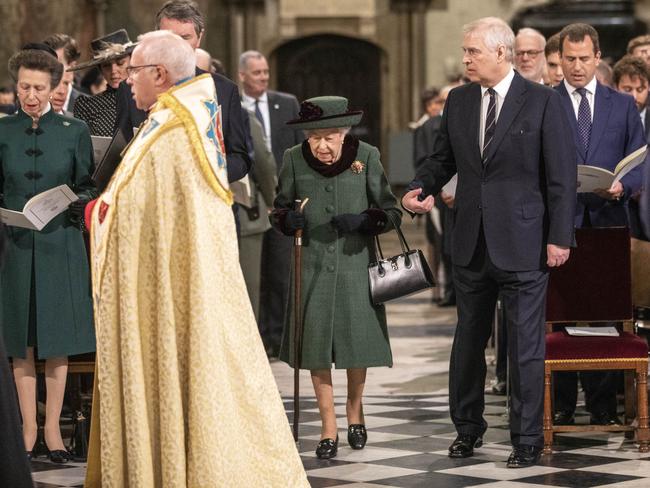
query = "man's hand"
xmin=402 ymin=188 xmax=435 ymax=214
xmin=547 ymin=244 xmax=570 ymax=267
xmin=440 ymin=191 xmax=455 ymax=209
xmin=594 ymin=181 xmax=624 ymax=200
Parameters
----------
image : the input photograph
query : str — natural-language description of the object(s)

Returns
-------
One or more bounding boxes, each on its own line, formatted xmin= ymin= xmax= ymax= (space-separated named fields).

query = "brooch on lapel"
xmin=62 ymin=121 xmax=70 ymax=127
xmin=351 ymin=161 xmax=365 ymax=174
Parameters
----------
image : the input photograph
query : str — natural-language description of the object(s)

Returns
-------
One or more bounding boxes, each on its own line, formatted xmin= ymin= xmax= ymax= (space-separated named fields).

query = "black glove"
xmin=331 ymin=213 xmax=369 ymax=234
xmin=284 ymin=210 xmax=306 ymax=232
xmin=68 ymin=199 xmax=89 ymax=231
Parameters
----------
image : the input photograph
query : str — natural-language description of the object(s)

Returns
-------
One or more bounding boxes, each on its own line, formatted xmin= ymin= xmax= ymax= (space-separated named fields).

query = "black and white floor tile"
xmin=25 ymin=223 xmax=650 ymax=487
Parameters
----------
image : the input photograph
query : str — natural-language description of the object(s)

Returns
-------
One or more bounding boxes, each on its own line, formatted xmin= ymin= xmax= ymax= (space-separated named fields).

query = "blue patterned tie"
xmin=255 ymin=99 xmax=266 ymax=136
xmin=482 ymin=88 xmax=496 ymax=162
xmin=576 ymin=87 xmax=591 ymax=153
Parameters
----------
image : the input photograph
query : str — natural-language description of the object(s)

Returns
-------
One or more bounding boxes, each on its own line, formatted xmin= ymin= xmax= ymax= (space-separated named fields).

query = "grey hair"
xmin=238 ymin=50 xmax=265 ymax=72
xmin=136 ymin=31 xmax=195 ymax=83
xmin=516 ymin=28 xmax=546 ymax=49
xmin=463 ymin=17 xmax=515 ymax=63
xmin=304 ymin=127 xmax=351 ymax=138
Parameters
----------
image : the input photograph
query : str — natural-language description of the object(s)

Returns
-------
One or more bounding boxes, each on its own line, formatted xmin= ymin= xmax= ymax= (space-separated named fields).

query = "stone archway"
xmin=273 ymin=34 xmax=383 ymax=148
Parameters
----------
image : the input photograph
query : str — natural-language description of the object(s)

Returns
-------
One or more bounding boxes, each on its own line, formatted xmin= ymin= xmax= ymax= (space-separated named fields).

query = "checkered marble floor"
xmin=25 ymin=220 xmax=650 ymax=487
xmin=30 ymin=392 xmax=650 ymax=487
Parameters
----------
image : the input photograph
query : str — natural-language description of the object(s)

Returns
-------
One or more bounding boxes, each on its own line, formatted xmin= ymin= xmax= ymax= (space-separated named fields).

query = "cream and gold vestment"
xmin=85 ymin=75 xmax=308 ymax=488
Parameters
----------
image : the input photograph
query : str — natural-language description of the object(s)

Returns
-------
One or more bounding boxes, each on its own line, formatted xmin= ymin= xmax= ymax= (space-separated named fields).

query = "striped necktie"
xmin=482 ymin=87 xmax=496 ymax=162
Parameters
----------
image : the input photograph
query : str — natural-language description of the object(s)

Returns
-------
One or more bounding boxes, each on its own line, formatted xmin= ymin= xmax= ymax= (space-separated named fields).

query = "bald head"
xmin=196 ymin=47 xmax=211 ymax=72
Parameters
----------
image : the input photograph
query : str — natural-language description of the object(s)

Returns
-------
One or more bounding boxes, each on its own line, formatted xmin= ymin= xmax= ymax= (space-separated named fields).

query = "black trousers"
xmin=0 ymin=336 xmax=33 ymax=487
xmin=258 ymin=228 xmax=292 ymax=348
xmin=450 ymin=231 xmax=548 ymax=447
xmin=553 ymin=370 xmax=618 ymax=416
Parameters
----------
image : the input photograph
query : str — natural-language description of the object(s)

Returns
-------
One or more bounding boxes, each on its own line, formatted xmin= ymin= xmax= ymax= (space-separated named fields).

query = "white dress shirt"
xmin=640 ymin=107 xmax=647 ymax=131
xmin=242 ymin=91 xmax=272 ymax=151
xmin=479 ymin=67 xmax=515 ymax=153
xmin=563 ymin=76 xmax=597 ymax=122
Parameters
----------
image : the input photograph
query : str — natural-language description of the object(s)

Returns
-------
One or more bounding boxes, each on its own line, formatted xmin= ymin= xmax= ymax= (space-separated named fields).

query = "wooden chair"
xmin=543 ymin=227 xmax=649 ymax=454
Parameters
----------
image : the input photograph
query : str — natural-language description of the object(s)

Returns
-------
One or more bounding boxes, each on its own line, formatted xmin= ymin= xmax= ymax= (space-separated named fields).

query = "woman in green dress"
xmin=0 ymin=46 xmax=96 ymax=463
xmin=272 ymin=96 xmax=401 ymax=459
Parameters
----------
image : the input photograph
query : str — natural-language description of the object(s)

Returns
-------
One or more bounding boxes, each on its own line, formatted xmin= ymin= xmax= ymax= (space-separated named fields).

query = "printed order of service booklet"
xmin=0 ymin=185 xmax=78 ymax=231
xmin=577 ymin=145 xmax=647 ymax=193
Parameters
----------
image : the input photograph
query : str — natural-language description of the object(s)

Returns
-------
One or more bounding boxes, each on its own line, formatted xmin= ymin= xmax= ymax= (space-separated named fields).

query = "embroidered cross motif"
xmin=202 ymin=98 xmax=226 ymax=168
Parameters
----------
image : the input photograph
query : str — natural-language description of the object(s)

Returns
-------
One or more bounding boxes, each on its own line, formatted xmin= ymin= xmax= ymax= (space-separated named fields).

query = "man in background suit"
xmin=613 ymin=55 xmax=650 ymax=240
xmin=553 ymin=24 xmax=647 ymax=427
xmin=403 ymin=17 xmax=576 ymax=468
xmin=239 ymin=50 xmax=302 ymax=356
xmin=114 ymin=0 xmax=251 ymax=183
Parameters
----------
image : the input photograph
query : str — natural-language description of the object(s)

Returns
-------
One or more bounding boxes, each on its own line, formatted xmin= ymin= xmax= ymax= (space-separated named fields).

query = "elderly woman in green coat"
xmin=272 ymin=96 xmax=401 ymax=459
xmin=0 ymin=46 xmax=95 ymax=463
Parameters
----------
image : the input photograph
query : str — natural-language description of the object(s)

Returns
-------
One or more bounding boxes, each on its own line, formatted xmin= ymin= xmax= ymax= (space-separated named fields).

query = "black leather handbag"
xmin=368 ymin=219 xmax=435 ymax=305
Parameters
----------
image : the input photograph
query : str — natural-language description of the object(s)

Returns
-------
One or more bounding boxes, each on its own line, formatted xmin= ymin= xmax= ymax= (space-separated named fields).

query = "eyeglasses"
xmin=125 ymin=64 xmax=158 ymax=77
xmin=515 ymin=49 xmax=544 ymax=59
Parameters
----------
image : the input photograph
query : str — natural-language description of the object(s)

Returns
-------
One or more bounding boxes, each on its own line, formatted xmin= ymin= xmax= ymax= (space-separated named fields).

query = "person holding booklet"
xmin=0 ymin=45 xmax=96 ymax=462
xmin=552 ymin=23 xmax=647 ymax=427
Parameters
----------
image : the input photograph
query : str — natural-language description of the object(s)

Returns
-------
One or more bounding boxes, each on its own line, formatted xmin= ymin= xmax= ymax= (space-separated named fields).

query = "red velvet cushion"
xmin=546 ymin=227 xmax=632 ymax=323
xmin=546 ymin=331 xmax=648 ymax=360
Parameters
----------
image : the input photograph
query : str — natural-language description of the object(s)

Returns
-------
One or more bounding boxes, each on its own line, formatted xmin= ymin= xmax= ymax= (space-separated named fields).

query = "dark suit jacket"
xmin=266 ymin=90 xmax=302 ymax=172
xmin=413 ymin=115 xmax=441 ymax=170
xmin=557 ymin=81 xmax=646 ymax=228
xmin=115 ymin=68 xmax=251 ymax=183
xmin=414 ymin=71 xmax=577 ymax=272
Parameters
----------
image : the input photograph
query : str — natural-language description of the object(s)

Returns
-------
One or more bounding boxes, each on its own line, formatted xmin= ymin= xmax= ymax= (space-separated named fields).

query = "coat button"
xmin=327 ymin=245 xmax=335 ymax=253
xmin=325 ymin=205 xmax=334 ymax=213
xmin=326 ymin=265 xmax=335 ymax=272
xmin=325 ymin=184 xmax=334 ymax=192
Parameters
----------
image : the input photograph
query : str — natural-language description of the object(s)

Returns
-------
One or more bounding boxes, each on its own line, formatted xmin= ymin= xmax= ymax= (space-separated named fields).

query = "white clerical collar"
xmin=481 ymin=67 xmax=515 ymax=98
xmin=564 ymin=76 xmax=597 ymax=96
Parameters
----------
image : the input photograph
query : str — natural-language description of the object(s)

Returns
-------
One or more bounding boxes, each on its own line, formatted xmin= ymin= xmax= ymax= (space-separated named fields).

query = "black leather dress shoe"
xmin=348 ymin=424 xmax=367 ymax=450
xmin=48 ymin=449 xmax=72 ymax=463
xmin=590 ymin=411 xmax=621 ymax=426
xmin=553 ymin=410 xmax=575 ymax=425
xmin=448 ymin=434 xmax=482 ymax=458
xmin=26 ymin=451 xmax=35 ymax=461
xmin=491 ymin=380 xmax=507 ymax=395
xmin=316 ymin=436 xmax=339 ymax=459
xmin=507 ymin=444 xmax=542 ymax=468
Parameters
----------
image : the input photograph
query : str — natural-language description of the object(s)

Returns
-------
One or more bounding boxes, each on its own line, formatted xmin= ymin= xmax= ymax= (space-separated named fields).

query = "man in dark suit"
xmin=238 ymin=50 xmax=302 ymax=356
xmin=402 ymin=17 xmax=576 ymax=468
xmin=552 ymin=24 xmax=647 ymax=426
xmin=114 ymin=0 xmax=251 ymax=183
xmin=613 ymin=54 xmax=650 ymax=240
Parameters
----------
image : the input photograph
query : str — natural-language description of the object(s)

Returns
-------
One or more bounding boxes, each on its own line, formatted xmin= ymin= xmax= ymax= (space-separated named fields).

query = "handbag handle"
xmin=372 ymin=212 xmax=412 ymax=272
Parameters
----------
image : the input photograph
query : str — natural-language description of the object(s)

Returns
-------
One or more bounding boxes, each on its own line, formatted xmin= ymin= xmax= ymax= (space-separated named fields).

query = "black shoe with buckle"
xmin=507 ymin=444 xmax=542 ymax=468
xmin=448 ymin=434 xmax=482 ymax=458
xmin=316 ymin=436 xmax=339 ymax=459
xmin=553 ymin=410 xmax=575 ymax=425
xmin=347 ymin=424 xmax=367 ymax=450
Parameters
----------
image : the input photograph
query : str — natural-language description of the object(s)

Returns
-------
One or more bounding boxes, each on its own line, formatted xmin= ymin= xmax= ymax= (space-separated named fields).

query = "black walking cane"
xmin=293 ymin=198 xmax=309 ymax=444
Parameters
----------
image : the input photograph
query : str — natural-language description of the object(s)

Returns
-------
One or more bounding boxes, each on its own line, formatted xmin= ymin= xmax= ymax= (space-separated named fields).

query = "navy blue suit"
xmin=413 ymin=71 xmax=576 ymax=448
xmin=555 ymin=80 xmax=647 ymax=419
xmin=557 ymin=81 xmax=646 ymax=228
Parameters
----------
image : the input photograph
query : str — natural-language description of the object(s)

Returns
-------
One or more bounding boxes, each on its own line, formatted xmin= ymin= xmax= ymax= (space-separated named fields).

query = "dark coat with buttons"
xmin=0 ymin=109 xmax=96 ymax=359
xmin=273 ymin=138 xmax=401 ymax=369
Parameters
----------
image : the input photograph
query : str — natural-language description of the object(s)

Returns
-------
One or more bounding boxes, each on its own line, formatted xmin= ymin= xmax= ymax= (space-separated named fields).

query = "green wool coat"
xmin=274 ymin=139 xmax=401 ymax=370
xmin=0 ymin=109 xmax=96 ymax=359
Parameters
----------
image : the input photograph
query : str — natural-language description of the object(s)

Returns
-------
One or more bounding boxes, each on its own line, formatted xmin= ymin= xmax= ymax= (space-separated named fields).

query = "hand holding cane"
xmin=293 ymin=198 xmax=309 ymax=444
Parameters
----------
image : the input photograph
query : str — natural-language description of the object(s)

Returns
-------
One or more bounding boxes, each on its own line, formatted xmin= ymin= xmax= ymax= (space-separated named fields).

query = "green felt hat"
xmin=286 ymin=96 xmax=363 ymax=130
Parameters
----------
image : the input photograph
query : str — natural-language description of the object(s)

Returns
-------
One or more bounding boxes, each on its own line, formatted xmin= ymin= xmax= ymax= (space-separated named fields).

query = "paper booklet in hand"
xmin=0 ymin=185 xmax=78 ymax=231
xmin=91 ymin=135 xmax=111 ymax=164
xmin=577 ymin=145 xmax=647 ymax=193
